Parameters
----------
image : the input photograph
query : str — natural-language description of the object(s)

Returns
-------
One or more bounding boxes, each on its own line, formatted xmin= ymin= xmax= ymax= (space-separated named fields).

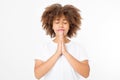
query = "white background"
xmin=0 ymin=0 xmax=120 ymax=80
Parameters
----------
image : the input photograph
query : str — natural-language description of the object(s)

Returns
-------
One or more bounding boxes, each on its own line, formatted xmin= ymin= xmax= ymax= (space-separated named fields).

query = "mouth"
xmin=57 ymin=29 xmax=64 ymax=31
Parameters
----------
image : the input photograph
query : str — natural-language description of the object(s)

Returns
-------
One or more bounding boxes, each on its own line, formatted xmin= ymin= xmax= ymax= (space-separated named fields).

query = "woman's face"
xmin=52 ymin=15 xmax=69 ymax=37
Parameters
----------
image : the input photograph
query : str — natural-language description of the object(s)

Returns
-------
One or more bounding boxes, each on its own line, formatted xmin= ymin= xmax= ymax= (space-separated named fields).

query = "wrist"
xmin=63 ymin=50 xmax=68 ymax=55
xmin=55 ymin=51 xmax=62 ymax=56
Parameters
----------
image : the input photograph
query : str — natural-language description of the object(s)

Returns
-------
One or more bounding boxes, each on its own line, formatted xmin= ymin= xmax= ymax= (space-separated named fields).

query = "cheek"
xmin=66 ymin=25 xmax=70 ymax=33
xmin=63 ymin=27 xmax=69 ymax=36
xmin=52 ymin=24 xmax=56 ymax=31
xmin=66 ymin=29 xmax=69 ymax=35
xmin=52 ymin=25 xmax=57 ymax=34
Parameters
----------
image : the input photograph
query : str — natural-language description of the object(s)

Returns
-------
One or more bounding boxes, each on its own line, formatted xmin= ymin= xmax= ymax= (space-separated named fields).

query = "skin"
xmin=34 ymin=15 xmax=90 ymax=79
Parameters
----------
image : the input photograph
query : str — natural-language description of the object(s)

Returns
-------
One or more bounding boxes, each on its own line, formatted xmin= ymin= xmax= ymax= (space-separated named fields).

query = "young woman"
xmin=34 ymin=3 xmax=90 ymax=80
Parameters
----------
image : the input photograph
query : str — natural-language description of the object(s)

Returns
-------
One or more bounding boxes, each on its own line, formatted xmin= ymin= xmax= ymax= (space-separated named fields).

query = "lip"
xmin=57 ymin=29 xmax=64 ymax=31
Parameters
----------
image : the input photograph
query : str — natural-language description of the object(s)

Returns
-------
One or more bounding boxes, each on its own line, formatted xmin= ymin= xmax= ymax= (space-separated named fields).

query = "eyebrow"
xmin=55 ymin=18 xmax=67 ymax=21
xmin=63 ymin=19 xmax=67 ymax=21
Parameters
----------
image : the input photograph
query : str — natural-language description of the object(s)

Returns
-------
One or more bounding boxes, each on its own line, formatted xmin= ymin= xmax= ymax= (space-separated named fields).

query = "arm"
xmin=34 ymin=52 xmax=61 ymax=79
xmin=34 ymin=43 xmax=62 ymax=79
xmin=63 ymin=52 xmax=90 ymax=78
xmin=62 ymin=42 xmax=90 ymax=78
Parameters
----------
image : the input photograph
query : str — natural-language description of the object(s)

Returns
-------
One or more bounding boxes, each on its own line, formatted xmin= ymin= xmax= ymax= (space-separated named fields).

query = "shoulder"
xmin=70 ymin=41 xmax=84 ymax=48
xmin=69 ymin=41 xmax=88 ymax=61
xmin=70 ymin=41 xmax=87 ymax=52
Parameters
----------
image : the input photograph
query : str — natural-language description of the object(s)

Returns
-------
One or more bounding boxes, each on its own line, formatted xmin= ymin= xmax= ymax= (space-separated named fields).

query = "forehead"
xmin=54 ymin=15 xmax=67 ymax=20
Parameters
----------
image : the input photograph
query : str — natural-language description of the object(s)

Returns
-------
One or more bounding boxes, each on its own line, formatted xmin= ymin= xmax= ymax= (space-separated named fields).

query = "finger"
xmin=58 ymin=41 xmax=62 ymax=49
xmin=58 ymin=31 xmax=64 ymax=39
xmin=62 ymin=41 xmax=66 ymax=53
xmin=62 ymin=41 xmax=65 ymax=49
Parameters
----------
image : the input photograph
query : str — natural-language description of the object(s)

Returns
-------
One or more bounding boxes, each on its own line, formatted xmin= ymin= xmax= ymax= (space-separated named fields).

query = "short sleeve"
xmin=75 ymin=43 xmax=88 ymax=61
xmin=35 ymin=43 xmax=49 ymax=61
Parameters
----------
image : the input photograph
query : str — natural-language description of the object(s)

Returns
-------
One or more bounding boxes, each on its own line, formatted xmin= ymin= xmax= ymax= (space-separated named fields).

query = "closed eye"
xmin=63 ymin=21 xmax=68 ymax=24
xmin=55 ymin=21 xmax=59 ymax=24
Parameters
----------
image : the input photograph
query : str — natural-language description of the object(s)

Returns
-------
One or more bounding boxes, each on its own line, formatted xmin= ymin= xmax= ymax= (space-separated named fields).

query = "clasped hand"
xmin=56 ymin=31 xmax=68 ymax=55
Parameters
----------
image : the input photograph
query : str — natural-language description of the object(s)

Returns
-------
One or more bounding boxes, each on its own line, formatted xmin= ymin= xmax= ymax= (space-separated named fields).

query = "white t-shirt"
xmin=35 ymin=40 xmax=88 ymax=80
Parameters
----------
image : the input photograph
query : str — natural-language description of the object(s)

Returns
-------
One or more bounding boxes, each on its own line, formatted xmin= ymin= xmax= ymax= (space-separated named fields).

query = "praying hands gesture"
xmin=56 ymin=31 xmax=68 ymax=56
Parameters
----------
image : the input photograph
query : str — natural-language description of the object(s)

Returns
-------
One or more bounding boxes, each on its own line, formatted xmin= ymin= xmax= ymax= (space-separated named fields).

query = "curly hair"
xmin=41 ymin=3 xmax=82 ymax=38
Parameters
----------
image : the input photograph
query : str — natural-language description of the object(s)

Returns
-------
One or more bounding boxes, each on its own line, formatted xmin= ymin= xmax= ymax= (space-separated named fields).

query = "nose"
xmin=59 ymin=22 xmax=63 ymax=28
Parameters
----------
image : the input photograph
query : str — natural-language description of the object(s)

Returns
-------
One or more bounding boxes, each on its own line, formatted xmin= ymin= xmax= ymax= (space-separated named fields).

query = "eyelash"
xmin=63 ymin=22 xmax=67 ymax=24
xmin=55 ymin=22 xmax=67 ymax=24
xmin=55 ymin=22 xmax=59 ymax=24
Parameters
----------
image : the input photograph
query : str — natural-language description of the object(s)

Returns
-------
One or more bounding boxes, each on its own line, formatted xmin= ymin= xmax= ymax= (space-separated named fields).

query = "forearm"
xmin=63 ymin=52 xmax=90 ymax=78
xmin=35 ymin=52 xmax=61 ymax=79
